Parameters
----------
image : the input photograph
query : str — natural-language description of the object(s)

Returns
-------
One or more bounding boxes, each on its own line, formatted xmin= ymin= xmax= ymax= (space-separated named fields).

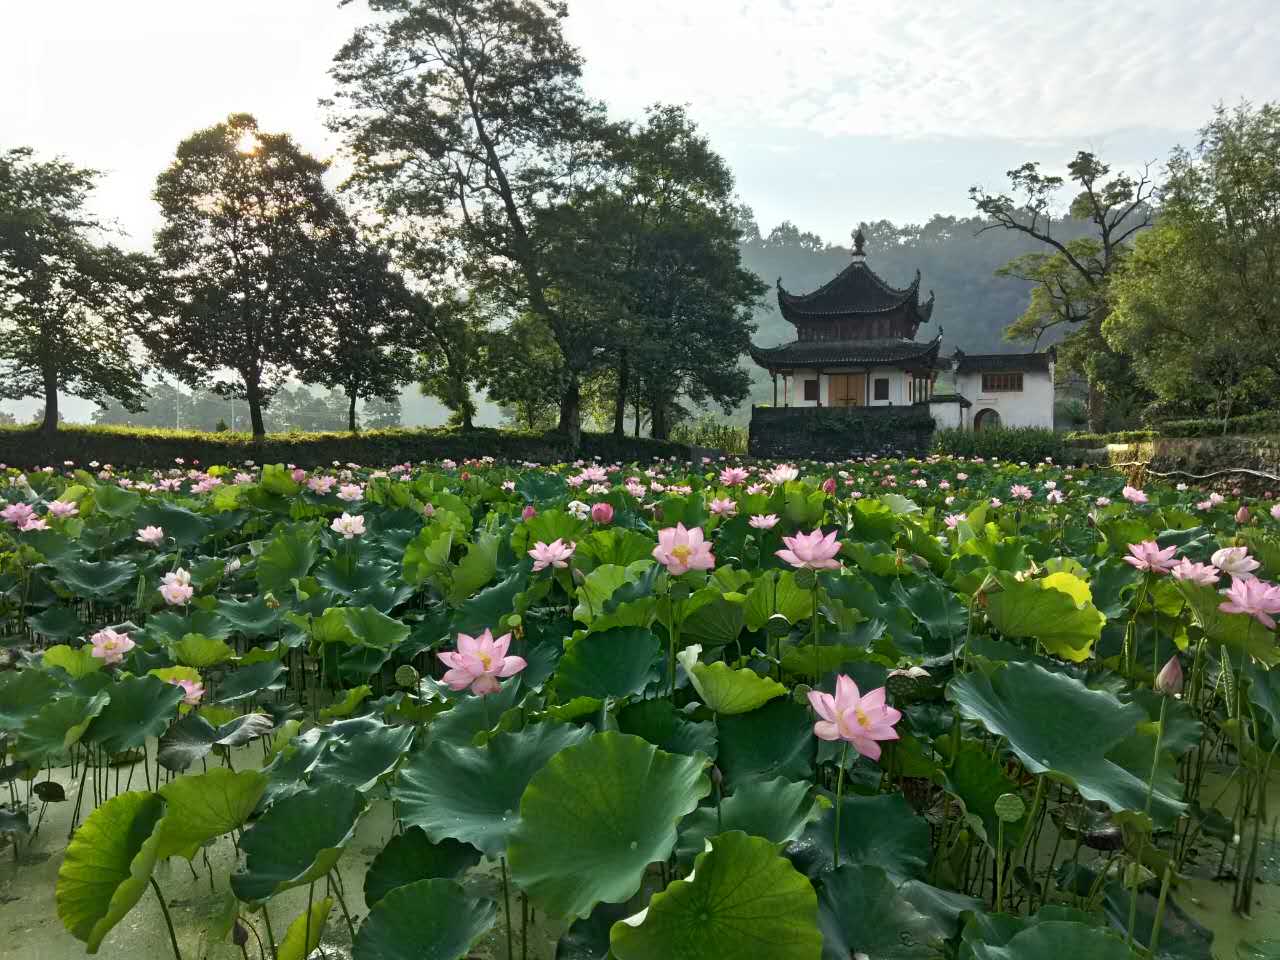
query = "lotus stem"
xmin=329 ymin=870 xmax=357 ymax=943
xmin=262 ymin=905 xmax=278 ymax=960
xmin=833 ymin=741 xmax=849 ymax=871
xmin=500 ymin=856 xmax=515 ymax=960
xmin=995 ymin=818 xmax=1005 ymax=913
xmin=1149 ymin=863 xmax=1173 ymax=954
xmin=304 ymin=882 xmax=314 ymax=960
xmin=812 ymin=586 xmax=821 ymax=683
xmin=150 ymin=877 xmax=183 ymax=960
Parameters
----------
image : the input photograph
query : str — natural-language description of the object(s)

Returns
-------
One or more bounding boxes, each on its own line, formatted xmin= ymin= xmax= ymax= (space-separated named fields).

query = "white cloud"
xmin=565 ymin=0 xmax=1279 ymax=140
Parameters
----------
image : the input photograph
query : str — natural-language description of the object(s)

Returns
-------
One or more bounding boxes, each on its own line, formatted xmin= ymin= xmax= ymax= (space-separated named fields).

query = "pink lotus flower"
xmin=1 ymin=502 xmax=35 ymax=527
xmin=1236 ymin=506 xmax=1251 ymax=524
xmin=944 ymin=513 xmax=967 ymax=529
xmin=1271 ymin=503 xmax=1280 ymax=521
xmin=777 ymin=528 xmax=842 ymax=570
xmin=1155 ymin=656 xmax=1183 ymax=696
xmin=330 ymin=513 xmax=366 ymax=539
xmin=1123 ymin=541 xmax=1178 ymax=574
xmin=807 ymin=674 xmax=901 ymax=760
xmin=169 ymin=678 xmax=205 ymax=706
xmin=1096 ymin=497 xmax=1112 ymax=507
xmin=822 ymin=477 xmax=837 ymax=495
xmin=521 ymin=504 xmax=537 ymax=522
xmin=749 ymin=514 xmax=779 ymax=530
xmin=20 ymin=517 xmax=48 ymax=531
xmin=159 ymin=568 xmax=194 ymax=606
xmin=764 ymin=464 xmax=799 ymax=485
xmin=89 ymin=628 xmax=135 ymax=665
xmin=438 ymin=629 xmax=527 ymax=695
xmin=136 ymin=525 xmax=165 ymax=546
xmin=308 ymin=475 xmax=337 ymax=494
xmin=590 ymin=502 xmax=614 ymax=524
xmin=1171 ymin=558 xmax=1220 ymax=586
xmin=291 ymin=468 xmax=306 ymax=484
xmin=989 ymin=498 xmax=1002 ymax=508
xmin=1009 ymin=484 xmax=1033 ymax=501
xmin=709 ymin=497 xmax=737 ymax=518
xmin=719 ymin=466 xmax=749 ymax=486
xmin=529 ymin=538 xmax=575 ymax=572
xmin=652 ymin=523 xmax=716 ymax=575
xmin=47 ymin=500 xmax=78 ymax=519
xmin=337 ymin=483 xmax=363 ymax=502
xmin=1212 ymin=547 xmax=1260 ymax=578
xmin=1122 ymin=485 xmax=1148 ymax=505
xmin=1218 ymin=576 xmax=1280 ymax=630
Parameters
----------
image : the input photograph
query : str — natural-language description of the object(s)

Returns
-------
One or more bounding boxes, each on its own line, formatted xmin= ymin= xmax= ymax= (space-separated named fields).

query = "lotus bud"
xmin=1235 ymin=505 xmax=1250 ymax=524
xmin=1155 ymin=655 xmax=1183 ymax=697
xmin=590 ymin=502 xmax=614 ymax=524
xmin=521 ymin=505 xmax=537 ymax=522
xmin=291 ymin=468 xmax=306 ymax=483
xmin=822 ymin=477 xmax=836 ymax=495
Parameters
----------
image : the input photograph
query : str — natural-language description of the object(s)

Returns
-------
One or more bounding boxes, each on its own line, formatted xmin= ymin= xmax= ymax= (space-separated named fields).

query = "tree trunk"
xmin=347 ymin=390 xmax=359 ymax=433
xmin=41 ymin=369 xmax=59 ymax=435
xmin=633 ymin=400 xmax=641 ymax=438
xmin=557 ymin=375 xmax=581 ymax=447
xmin=1086 ymin=379 xmax=1104 ymax=433
xmin=613 ymin=352 xmax=629 ymax=439
xmin=651 ymin=399 xmax=668 ymax=440
xmin=246 ymin=377 xmax=266 ymax=438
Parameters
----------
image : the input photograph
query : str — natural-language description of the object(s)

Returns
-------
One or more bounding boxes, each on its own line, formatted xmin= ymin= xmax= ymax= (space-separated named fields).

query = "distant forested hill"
xmin=734 ymin=214 xmax=1095 ymax=414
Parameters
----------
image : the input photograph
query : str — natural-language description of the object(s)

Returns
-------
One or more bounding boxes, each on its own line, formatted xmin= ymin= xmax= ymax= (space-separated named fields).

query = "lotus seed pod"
xmin=394 ymin=664 xmax=419 ymax=689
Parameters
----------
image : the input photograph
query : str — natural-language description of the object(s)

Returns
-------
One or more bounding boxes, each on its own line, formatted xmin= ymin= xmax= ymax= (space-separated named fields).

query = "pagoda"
xmin=748 ymin=227 xmax=942 ymax=409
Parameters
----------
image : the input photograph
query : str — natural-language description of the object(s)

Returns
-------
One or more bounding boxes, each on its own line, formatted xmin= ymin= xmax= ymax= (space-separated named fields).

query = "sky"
xmin=4 ymin=0 xmax=1278 ymax=419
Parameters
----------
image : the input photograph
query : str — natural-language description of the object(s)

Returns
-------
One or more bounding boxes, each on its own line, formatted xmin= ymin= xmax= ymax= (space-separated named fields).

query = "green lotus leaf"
xmin=15 ymin=691 xmax=111 ymax=763
xmin=508 ymin=732 xmax=711 ymax=920
xmin=28 ymin=604 xmax=89 ymax=640
xmin=985 ymin=572 xmax=1104 ymax=662
xmin=610 ymin=831 xmax=822 ymax=960
xmin=395 ymin=722 xmax=591 ymax=857
xmin=451 ymin=566 xmax=529 ymax=637
xmin=616 ymin=698 xmax=718 ymax=759
xmin=278 ymin=896 xmax=333 ymax=960
xmin=942 ymin=738 xmax=1027 ymax=849
xmin=215 ymin=596 xmax=283 ymax=638
xmin=49 ymin=557 xmax=138 ymax=600
xmin=555 ymin=627 xmax=661 ymax=701
xmin=89 ymin=483 xmax=141 ymax=519
xmin=309 ymin=720 xmax=414 ymax=791
xmin=948 ymin=661 xmax=1185 ymax=825
xmin=172 ymin=632 xmax=234 ymax=668
xmin=313 ymin=606 xmax=410 ymax=650
xmin=0 ymin=669 xmax=64 ymax=729
xmin=214 ymin=660 xmax=287 ymax=703
xmin=677 ymin=645 xmax=786 ymax=714
xmin=676 ymin=776 xmax=815 ymax=865
xmin=156 ymin=711 xmax=274 ymax=772
xmin=231 ymin=782 xmax=366 ymax=903
xmin=363 ymin=827 xmax=482 ymax=907
xmin=743 ymin=570 xmax=813 ymax=632
xmin=156 ymin=768 xmax=269 ymax=860
xmin=789 ymin=793 xmax=930 ymax=882
xmin=55 ymin=791 xmax=167 ymax=952
xmin=352 ymin=878 xmax=497 ymax=960
xmin=255 ymin=523 xmax=320 ymax=594
xmin=815 ymin=864 xmax=948 ymax=960
xmin=681 ymin=595 xmax=747 ymax=649
xmin=446 ymin=531 xmax=499 ymax=604
xmin=133 ymin=502 xmax=212 ymax=547
xmin=962 ymin=920 xmax=1133 ymax=960
xmin=715 ymin=698 xmax=815 ymax=789
xmin=556 ymin=902 xmax=635 ymax=960
xmin=428 ymin=678 xmax=524 ymax=744
xmin=42 ymin=644 xmax=103 ymax=678
xmin=86 ymin=675 xmax=184 ymax=754
xmin=318 ymin=684 xmax=373 ymax=720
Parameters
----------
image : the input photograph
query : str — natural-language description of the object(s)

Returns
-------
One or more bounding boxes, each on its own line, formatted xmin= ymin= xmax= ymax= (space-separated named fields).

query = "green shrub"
xmin=1156 ymin=410 xmax=1280 ymax=438
xmin=670 ymin=416 xmax=748 ymax=455
xmin=1063 ymin=429 xmax=1157 ymax=446
xmin=0 ymin=424 xmax=693 ymax=469
xmin=933 ymin=426 xmax=1069 ymax=463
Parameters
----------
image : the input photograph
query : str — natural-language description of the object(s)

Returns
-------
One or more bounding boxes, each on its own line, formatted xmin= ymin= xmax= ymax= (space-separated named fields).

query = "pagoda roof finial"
xmin=852 ymin=226 xmax=866 ymax=258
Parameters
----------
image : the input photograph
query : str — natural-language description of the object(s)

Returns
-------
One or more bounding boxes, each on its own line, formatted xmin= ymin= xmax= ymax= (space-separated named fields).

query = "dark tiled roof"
xmin=925 ymin=393 xmax=972 ymax=408
xmin=749 ymin=335 xmax=942 ymax=369
xmin=951 ymin=347 xmax=1056 ymax=373
xmin=777 ymin=259 xmax=934 ymax=325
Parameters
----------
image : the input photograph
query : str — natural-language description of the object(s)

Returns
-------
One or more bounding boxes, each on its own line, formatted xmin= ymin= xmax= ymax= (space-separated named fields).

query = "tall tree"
xmin=309 ymin=230 xmax=423 ymax=431
xmin=328 ymin=0 xmax=611 ymax=444
xmin=416 ymin=292 xmax=486 ymax=429
xmin=480 ymin=312 xmax=563 ymax=431
xmin=970 ymin=151 xmax=1155 ymax=429
xmin=147 ymin=113 xmax=347 ymax=436
xmin=1105 ymin=102 xmax=1280 ymax=424
xmin=0 ymin=148 xmax=152 ymax=434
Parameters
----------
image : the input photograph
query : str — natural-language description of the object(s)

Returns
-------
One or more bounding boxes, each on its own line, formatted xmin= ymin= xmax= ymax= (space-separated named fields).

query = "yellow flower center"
xmin=479 ymin=653 xmax=492 ymax=670
xmin=670 ymin=545 xmax=692 ymax=564
xmin=854 ymin=706 xmax=871 ymax=729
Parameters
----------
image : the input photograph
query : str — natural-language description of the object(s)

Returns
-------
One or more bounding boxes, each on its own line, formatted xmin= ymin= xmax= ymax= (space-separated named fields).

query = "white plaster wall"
xmin=781 ymin=369 xmax=820 ymax=407
xmin=956 ymin=366 xmax=1055 ymax=429
xmin=781 ymin=368 xmax=918 ymax=408
xmin=932 ymin=402 xmax=964 ymax=429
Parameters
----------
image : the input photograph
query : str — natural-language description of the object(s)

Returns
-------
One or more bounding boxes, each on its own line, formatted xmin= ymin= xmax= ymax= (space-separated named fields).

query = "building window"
xmin=803 ymin=379 xmax=819 ymax=402
xmin=873 ymin=377 xmax=889 ymax=401
xmin=982 ymin=372 xmax=1023 ymax=392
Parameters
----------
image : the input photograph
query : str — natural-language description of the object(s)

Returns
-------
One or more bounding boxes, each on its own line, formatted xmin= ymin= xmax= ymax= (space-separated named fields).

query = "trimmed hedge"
xmin=1064 ymin=430 xmax=1157 ymax=446
xmin=1158 ymin=410 xmax=1280 ymax=438
xmin=0 ymin=424 xmax=695 ymax=469
xmin=932 ymin=427 xmax=1069 ymax=464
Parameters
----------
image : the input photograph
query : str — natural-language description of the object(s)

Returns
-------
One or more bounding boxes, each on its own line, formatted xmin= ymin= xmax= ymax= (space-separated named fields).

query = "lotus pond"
xmin=1 ymin=454 xmax=1279 ymax=960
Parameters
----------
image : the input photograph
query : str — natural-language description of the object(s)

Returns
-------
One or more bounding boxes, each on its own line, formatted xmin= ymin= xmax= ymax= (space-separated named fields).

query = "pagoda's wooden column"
xmin=816 ymin=369 xmax=823 ymax=406
xmin=864 ymin=368 xmax=870 ymax=407
xmin=772 ymin=373 xmax=778 ymax=407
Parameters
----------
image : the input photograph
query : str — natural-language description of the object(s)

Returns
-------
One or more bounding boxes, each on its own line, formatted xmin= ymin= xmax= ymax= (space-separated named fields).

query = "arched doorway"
xmin=974 ymin=408 xmax=1002 ymax=432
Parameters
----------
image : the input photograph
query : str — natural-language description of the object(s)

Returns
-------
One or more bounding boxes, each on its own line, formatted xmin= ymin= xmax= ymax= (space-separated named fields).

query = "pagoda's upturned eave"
xmin=748 ymin=334 xmax=943 ymax=371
